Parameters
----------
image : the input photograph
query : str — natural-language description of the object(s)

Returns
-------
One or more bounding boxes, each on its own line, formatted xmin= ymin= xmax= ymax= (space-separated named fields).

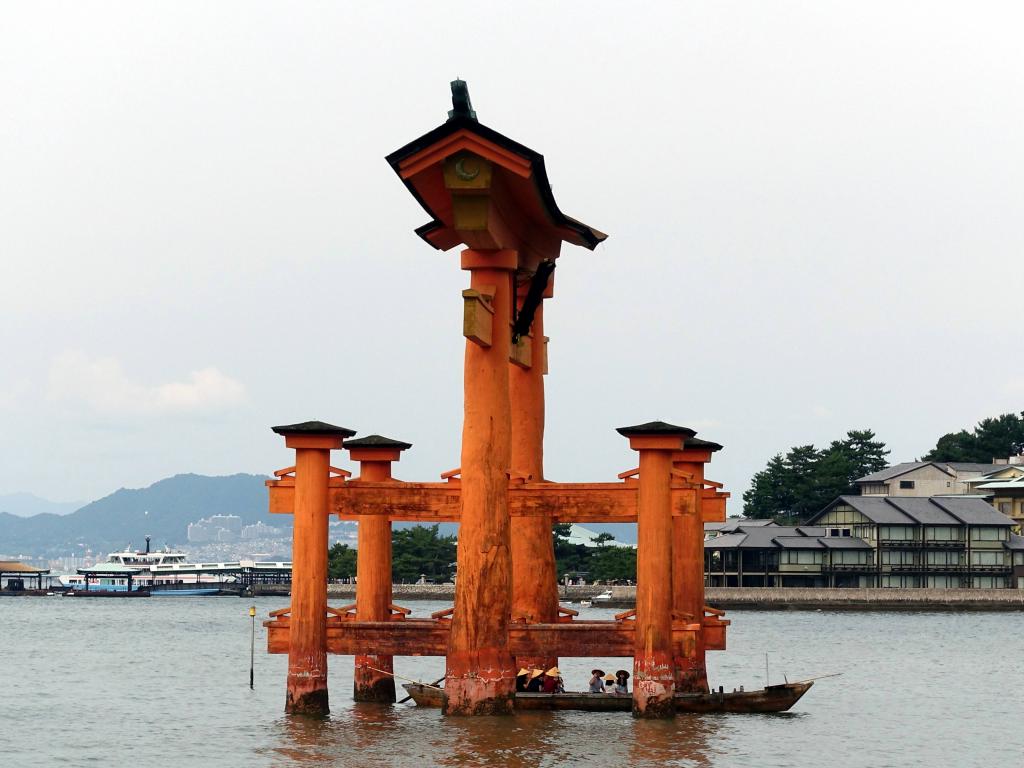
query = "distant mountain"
xmin=0 ymin=473 xmax=271 ymax=557
xmin=0 ymin=492 xmax=83 ymax=518
xmin=0 ymin=473 xmax=640 ymax=557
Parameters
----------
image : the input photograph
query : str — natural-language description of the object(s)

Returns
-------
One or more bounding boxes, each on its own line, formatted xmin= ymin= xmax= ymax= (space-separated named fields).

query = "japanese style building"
xmin=706 ymin=495 xmax=1022 ymax=588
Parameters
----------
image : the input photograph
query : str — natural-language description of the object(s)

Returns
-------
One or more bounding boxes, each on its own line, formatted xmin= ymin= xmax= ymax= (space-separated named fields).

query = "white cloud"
xmin=811 ymin=405 xmax=832 ymax=418
xmin=47 ymin=351 xmax=246 ymax=415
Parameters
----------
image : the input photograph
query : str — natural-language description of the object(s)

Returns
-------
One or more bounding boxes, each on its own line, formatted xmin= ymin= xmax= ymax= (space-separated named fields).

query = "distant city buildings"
xmin=242 ymin=521 xmax=282 ymax=540
xmin=187 ymin=514 xmax=244 ymax=542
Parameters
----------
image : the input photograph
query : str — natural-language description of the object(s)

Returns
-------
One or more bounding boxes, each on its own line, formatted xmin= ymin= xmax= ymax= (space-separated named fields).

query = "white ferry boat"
xmin=59 ymin=537 xmax=242 ymax=595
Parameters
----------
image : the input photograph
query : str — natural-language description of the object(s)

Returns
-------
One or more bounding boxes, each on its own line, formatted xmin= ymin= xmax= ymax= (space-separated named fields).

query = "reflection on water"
xmin=3 ymin=598 xmax=1023 ymax=768
xmin=267 ymin=706 xmax=725 ymax=768
xmin=627 ymin=716 xmax=718 ymax=768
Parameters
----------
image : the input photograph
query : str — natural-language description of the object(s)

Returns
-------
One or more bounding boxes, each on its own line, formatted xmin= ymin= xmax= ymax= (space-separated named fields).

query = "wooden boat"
xmin=400 ymin=680 xmax=812 ymax=713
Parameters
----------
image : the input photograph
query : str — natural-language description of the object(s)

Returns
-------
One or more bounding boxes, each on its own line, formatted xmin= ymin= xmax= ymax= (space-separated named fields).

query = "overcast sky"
xmin=2 ymin=2 xmax=1022 ymax=507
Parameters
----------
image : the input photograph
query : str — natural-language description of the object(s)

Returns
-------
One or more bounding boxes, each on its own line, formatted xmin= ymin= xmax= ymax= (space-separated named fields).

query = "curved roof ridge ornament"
xmin=447 ymin=79 xmax=477 ymax=122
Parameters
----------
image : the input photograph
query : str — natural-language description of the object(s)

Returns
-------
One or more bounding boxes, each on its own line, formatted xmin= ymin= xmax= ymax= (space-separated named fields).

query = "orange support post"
xmin=672 ymin=437 xmax=722 ymax=693
xmin=347 ymin=435 xmax=412 ymax=703
xmin=444 ymin=248 xmax=518 ymax=715
xmin=509 ymin=287 xmax=559 ymax=670
xmin=619 ymin=421 xmax=695 ymax=718
xmin=272 ymin=420 xmax=353 ymax=715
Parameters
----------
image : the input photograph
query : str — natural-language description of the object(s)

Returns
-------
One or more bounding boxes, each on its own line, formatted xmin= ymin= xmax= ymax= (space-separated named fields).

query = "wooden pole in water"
xmin=249 ymin=604 xmax=256 ymax=690
xmin=444 ymin=249 xmax=517 ymax=716
xmin=347 ymin=435 xmax=411 ymax=703
xmin=272 ymin=421 xmax=352 ymax=716
xmin=619 ymin=421 xmax=694 ymax=719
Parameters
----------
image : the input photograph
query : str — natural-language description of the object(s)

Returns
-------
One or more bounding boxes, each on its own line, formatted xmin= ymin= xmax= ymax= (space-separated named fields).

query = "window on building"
xmin=899 ymin=480 xmax=915 ymax=490
xmin=879 ymin=526 xmax=913 ymax=541
xmin=924 ymin=526 xmax=958 ymax=541
xmin=970 ymin=551 xmax=1007 ymax=566
xmin=970 ymin=527 xmax=1008 ymax=541
xmin=998 ymin=502 xmax=1010 ymax=514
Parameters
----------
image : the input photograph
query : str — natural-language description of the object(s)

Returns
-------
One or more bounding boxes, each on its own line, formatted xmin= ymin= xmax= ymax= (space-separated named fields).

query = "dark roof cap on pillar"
xmin=271 ymin=421 xmax=356 ymax=437
xmin=616 ymin=421 xmax=697 ymax=438
xmin=343 ymin=434 xmax=413 ymax=451
xmin=447 ymin=79 xmax=477 ymax=121
xmin=684 ymin=436 xmax=724 ymax=452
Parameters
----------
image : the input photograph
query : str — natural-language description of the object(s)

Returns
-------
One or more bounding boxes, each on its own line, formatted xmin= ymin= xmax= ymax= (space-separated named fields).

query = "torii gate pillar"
xmin=347 ymin=434 xmax=413 ymax=703
xmin=445 ymin=248 xmax=518 ymax=715
xmin=672 ymin=438 xmax=722 ymax=693
xmin=271 ymin=420 xmax=354 ymax=715
xmin=509 ymin=278 xmax=559 ymax=670
xmin=619 ymin=421 xmax=696 ymax=718
xmin=385 ymin=79 xmax=607 ymax=715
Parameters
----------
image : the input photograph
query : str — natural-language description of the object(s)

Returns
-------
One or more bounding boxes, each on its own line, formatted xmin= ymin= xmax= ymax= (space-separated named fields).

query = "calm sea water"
xmin=1 ymin=597 xmax=1021 ymax=768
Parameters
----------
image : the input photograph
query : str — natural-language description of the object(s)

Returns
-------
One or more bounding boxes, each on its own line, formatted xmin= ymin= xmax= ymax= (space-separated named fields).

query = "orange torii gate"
xmin=263 ymin=81 xmax=731 ymax=718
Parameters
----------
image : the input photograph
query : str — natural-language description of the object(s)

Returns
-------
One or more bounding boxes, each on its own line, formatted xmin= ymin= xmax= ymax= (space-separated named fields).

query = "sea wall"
xmin=703 ymin=587 xmax=1024 ymax=611
xmin=244 ymin=583 xmax=1024 ymax=610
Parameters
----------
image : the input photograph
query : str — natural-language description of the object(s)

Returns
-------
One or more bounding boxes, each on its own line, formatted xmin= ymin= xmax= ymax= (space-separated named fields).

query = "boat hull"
xmin=401 ymin=681 xmax=813 ymax=713
xmin=151 ymin=588 xmax=222 ymax=596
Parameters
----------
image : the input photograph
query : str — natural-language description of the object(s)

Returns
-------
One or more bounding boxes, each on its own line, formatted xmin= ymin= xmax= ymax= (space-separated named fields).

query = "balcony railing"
xmin=882 ymin=564 xmax=972 ymax=572
xmin=825 ymin=563 xmax=873 ymax=571
xmin=878 ymin=540 xmax=923 ymax=547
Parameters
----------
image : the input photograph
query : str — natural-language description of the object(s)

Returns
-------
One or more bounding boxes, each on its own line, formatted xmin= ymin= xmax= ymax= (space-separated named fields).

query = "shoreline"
xmin=8 ymin=584 xmax=1023 ymax=610
xmin=301 ymin=584 xmax=1024 ymax=611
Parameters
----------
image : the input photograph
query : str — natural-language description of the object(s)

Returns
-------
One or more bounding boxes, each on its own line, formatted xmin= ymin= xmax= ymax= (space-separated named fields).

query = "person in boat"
xmin=614 ymin=669 xmax=630 ymax=694
xmin=542 ymin=667 xmax=564 ymax=694
xmin=515 ymin=667 xmax=530 ymax=692
xmin=526 ymin=668 xmax=545 ymax=692
xmin=588 ymin=669 xmax=606 ymax=693
xmin=603 ymin=672 xmax=616 ymax=691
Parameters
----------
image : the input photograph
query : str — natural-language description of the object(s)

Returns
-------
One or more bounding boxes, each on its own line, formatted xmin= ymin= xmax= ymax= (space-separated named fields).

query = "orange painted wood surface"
xmin=632 ymin=446 xmax=677 ymax=717
xmin=509 ymin=299 xmax=559 ymax=669
xmin=673 ymin=457 xmax=709 ymax=693
xmin=446 ymin=256 xmax=517 ymax=715
xmin=269 ymin=480 xmax=724 ymax=523
xmin=266 ymin=617 xmax=699 ymax=660
xmin=284 ymin=445 xmax=332 ymax=715
xmin=353 ymin=457 xmax=396 ymax=702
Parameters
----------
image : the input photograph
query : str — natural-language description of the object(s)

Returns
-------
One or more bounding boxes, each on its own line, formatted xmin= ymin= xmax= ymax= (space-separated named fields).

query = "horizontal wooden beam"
xmin=265 ymin=617 xmax=705 ymax=658
xmin=267 ymin=479 xmax=727 ymax=523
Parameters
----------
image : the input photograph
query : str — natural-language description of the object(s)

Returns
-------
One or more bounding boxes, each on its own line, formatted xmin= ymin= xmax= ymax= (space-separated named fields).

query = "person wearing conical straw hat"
xmin=603 ymin=672 xmax=616 ymax=692
xmin=542 ymin=666 xmax=563 ymax=694
xmin=588 ymin=669 xmax=606 ymax=693
xmin=526 ymin=668 xmax=544 ymax=692
xmin=515 ymin=667 xmax=530 ymax=692
xmin=614 ymin=669 xmax=630 ymax=694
